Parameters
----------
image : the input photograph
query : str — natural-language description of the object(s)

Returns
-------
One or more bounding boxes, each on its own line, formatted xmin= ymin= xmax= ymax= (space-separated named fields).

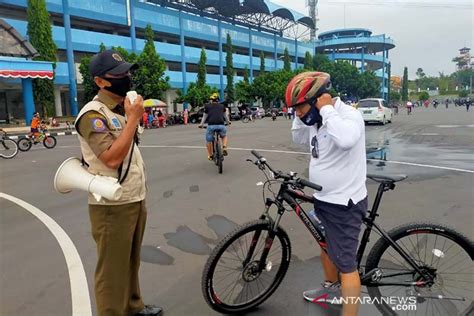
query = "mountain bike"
xmin=0 ymin=131 xmax=19 ymax=159
xmin=199 ymin=125 xmax=226 ymax=174
xmin=17 ymin=128 xmax=57 ymax=152
xmin=201 ymin=150 xmax=473 ymax=315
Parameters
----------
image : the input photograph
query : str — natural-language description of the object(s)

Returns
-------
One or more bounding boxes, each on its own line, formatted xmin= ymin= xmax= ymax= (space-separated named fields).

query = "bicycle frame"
xmin=251 ymin=178 xmax=434 ymax=287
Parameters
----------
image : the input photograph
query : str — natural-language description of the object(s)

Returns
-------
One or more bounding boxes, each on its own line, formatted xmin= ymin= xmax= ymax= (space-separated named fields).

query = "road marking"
xmin=8 ymin=131 xmax=77 ymax=140
xmin=58 ymin=145 xmax=474 ymax=174
xmin=419 ymin=133 xmax=440 ymax=136
xmin=366 ymin=159 xmax=474 ymax=173
xmin=0 ymin=193 xmax=92 ymax=316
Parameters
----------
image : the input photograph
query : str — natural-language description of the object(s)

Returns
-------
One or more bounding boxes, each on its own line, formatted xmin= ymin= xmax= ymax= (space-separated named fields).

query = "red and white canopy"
xmin=0 ymin=69 xmax=54 ymax=80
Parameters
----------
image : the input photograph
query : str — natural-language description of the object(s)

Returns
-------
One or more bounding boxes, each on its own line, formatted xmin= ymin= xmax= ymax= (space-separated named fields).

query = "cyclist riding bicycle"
xmin=286 ymin=71 xmax=368 ymax=316
xmin=28 ymin=112 xmax=41 ymax=142
xmin=198 ymin=93 xmax=230 ymax=161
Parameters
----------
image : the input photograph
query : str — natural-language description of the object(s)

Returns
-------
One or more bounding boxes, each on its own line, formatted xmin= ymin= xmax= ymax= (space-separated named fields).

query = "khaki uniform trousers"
xmin=89 ymin=200 xmax=147 ymax=316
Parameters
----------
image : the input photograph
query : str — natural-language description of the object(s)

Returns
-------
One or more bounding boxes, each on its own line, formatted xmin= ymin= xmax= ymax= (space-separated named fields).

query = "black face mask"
xmin=103 ymin=75 xmax=132 ymax=97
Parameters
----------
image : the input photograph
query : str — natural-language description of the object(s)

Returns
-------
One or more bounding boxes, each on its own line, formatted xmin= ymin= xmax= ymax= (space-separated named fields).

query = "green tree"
xmin=236 ymin=67 xmax=252 ymax=104
xmin=390 ymin=91 xmax=401 ymax=102
xmin=416 ymin=68 xmax=425 ymax=79
xmin=283 ymin=48 xmax=291 ymax=72
xmin=356 ymin=70 xmax=380 ymax=99
xmin=459 ymin=90 xmax=468 ymax=97
xmin=250 ymin=69 xmax=293 ymax=107
xmin=452 ymin=69 xmax=474 ymax=88
xmin=78 ymin=56 xmax=95 ymax=104
xmin=401 ymin=67 xmax=409 ymax=101
xmin=304 ymin=52 xmax=313 ymax=70
xmin=27 ymin=0 xmax=57 ymax=117
xmin=312 ymin=54 xmax=333 ymax=73
xmin=452 ymin=56 xmax=469 ymax=69
xmin=99 ymin=42 xmax=106 ymax=52
xmin=259 ymin=51 xmax=265 ymax=74
xmin=418 ymin=91 xmax=429 ymax=101
xmin=197 ymin=48 xmax=207 ymax=88
xmin=133 ymin=24 xmax=170 ymax=99
xmin=182 ymin=82 xmax=217 ymax=108
xmin=225 ymin=33 xmax=235 ymax=103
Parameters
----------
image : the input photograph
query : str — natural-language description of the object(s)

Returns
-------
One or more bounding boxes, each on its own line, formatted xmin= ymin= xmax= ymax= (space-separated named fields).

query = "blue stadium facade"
xmin=0 ymin=0 xmax=394 ymax=124
xmin=315 ymin=28 xmax=395 ymax=100
xmin=0 ymin=0 xmax=314 ymax=120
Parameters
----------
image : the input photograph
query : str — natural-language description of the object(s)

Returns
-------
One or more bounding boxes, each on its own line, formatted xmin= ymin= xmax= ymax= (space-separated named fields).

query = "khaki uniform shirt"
xmin=75 ymin=91 xmax=146 ymax=205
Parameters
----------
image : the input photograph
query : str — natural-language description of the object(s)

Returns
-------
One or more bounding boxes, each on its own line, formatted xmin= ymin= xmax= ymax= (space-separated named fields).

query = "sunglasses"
xmin=311 ymin=135 xmax=319 ymax=159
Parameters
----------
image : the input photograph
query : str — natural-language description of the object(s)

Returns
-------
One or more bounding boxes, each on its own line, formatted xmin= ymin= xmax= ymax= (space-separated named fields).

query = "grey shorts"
xmin=314 ymin=197 xmax=368 ymax=273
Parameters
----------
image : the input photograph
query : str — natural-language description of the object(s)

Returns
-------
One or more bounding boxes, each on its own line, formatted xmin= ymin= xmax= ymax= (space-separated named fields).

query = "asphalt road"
xmin=1 ymin=106 xmax=473 ymax=316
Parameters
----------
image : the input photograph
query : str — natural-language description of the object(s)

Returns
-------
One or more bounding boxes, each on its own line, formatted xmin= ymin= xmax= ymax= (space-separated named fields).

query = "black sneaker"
xmin=135 ymin=305 xmax=162 ymax=316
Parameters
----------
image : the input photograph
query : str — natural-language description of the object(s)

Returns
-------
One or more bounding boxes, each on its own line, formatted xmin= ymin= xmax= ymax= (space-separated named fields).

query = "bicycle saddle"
xmin=367 ymin=173 xmax=407 ymax=183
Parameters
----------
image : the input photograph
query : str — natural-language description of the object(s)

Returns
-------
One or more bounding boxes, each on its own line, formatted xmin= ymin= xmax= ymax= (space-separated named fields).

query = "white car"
xmin=357 ymin=98 xmax=393 ymax=125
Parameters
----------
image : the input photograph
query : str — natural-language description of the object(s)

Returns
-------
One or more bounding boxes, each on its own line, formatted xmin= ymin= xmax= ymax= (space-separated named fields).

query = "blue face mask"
xmin=300 ymin=104 xmax=322 ymax=126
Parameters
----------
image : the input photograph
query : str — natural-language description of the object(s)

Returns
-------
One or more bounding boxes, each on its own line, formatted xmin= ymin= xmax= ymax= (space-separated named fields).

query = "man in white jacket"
xmin=285 ymin=72 xmax=368 ymax=316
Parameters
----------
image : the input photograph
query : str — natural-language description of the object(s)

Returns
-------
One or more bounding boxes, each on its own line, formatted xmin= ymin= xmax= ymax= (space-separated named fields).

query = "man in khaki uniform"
xmin=75 ymin=50 xmax=162 ymax=316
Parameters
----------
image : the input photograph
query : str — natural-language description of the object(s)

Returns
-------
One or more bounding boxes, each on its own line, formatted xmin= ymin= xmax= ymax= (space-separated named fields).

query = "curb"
xmin=9 ymin=131 xmax=77 ymax=140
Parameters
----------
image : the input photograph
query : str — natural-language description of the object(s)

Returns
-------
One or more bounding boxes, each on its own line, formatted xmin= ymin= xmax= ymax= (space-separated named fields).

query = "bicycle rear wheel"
xmin=216 ymin=137 xmax=223 ymax=174
xmin=365 ymin=222 xmax=474 ymax=316
xmin=17 ymin=138 xmax=32 ymax=151
xmin=43 ymin=136 xmax=57 ymax=149
xmin=0 ymin=139 xmax=18 ymax=159
xmin=202 ymin=220 xmax=291 ymax=314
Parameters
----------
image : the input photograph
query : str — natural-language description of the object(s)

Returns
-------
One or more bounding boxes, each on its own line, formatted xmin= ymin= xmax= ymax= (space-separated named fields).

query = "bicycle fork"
xmin=242 ymin=202 xmax=284 ymax=271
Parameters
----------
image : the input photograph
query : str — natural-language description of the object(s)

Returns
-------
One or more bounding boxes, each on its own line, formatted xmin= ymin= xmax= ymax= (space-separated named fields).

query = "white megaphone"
xmin=54 ymin=157 xmax=123 ymax=202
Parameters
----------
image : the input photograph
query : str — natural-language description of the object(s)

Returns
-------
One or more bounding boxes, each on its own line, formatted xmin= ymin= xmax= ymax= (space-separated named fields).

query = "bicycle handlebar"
xmin=250 ymin=150 xmax=322 ymax=191
xmin=297 ymin=178 xmax=323 ymax=191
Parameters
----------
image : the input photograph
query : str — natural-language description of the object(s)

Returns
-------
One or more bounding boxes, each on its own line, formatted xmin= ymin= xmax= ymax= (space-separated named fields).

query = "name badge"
xmin=111 ymin=117 xmax=122 ymax=129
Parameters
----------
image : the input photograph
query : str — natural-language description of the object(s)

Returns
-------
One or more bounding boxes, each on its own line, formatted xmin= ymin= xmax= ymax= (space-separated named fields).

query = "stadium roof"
xmin=145 ymin=0 xmax=315 ymax=36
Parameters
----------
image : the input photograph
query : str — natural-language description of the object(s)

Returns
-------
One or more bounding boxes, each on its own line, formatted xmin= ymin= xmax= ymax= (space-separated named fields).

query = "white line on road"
xmin=0 ymin=193 xmax=92 ymax=316
xmin=58 ymin=145 xmax=474 ymax=174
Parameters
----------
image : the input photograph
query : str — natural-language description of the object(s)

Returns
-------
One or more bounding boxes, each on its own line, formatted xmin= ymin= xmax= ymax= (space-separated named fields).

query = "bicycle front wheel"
xmin=366 ymin=222 xmax=474 ymax=316
xmin=241 ymin=116 xmax=249 ymax=123
xmin=17 ymin=138 xmax=32 ymax=151
xmin=43 ymin=136 xmax=57 ymax=149
xmin=202 ymin=220 xmax=291 ymax=314
xmin=0 ymin=139 xmax=19 ymax=159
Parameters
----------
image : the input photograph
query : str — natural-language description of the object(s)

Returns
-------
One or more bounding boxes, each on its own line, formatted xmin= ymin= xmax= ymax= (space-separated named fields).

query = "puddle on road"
xmin=365 ymin=129 xmax=473 ymax=178
xmin=164 ymin=225 xmax=213 ymax=255
xmin=206 ymin=215 xmax=239 ymax=239
xmin=141 ymin=245 xmax=175 ymax=265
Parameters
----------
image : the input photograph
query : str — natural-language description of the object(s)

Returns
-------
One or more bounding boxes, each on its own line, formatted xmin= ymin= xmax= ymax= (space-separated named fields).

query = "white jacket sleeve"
xmin=291 ymin=117 xmax=311 ymax=147
xmin=319 ymin=105 xmax=363 ymax=150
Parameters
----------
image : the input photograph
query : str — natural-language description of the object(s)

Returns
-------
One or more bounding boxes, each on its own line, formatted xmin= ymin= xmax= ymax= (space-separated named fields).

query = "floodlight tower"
xmin=306 ymin=0 xmax=318 ymax=41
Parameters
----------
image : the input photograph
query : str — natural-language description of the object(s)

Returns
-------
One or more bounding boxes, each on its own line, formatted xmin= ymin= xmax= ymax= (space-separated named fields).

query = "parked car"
xmin=189 ymin=107 xmax=204 ymax=124
xmin=357 ymin=98 xmax=393 ymax=125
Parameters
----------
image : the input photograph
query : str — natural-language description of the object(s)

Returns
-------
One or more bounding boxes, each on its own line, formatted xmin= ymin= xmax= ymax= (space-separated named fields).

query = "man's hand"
xmin=124 ymin=94 xmax=144 ymax=124
xmin=316 ymin=93 xmax=333 ymax=111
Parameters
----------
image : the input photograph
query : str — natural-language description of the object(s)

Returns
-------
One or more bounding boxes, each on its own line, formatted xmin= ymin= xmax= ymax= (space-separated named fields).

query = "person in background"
xmin=183 ymin=108 xmax=189 ymax=125
xmin=142 ymin=111 xmax=148 ymax=129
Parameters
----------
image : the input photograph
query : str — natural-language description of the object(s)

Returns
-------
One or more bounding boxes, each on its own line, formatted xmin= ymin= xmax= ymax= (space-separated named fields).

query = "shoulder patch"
xmin=92 ymin=118 xmax=106 ymax=132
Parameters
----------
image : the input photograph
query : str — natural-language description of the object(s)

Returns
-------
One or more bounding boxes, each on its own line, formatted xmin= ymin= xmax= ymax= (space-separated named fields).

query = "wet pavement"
xmin=1 ymin=106 xmax=473 ymax=316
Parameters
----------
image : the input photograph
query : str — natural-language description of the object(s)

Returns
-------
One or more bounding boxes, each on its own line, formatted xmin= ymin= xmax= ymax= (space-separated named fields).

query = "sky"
xmin=270 ymin=0 xmax=473 ymax=79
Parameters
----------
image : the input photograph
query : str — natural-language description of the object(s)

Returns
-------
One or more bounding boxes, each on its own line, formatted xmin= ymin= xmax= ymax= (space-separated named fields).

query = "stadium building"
xmin=0 ymin=0 xmax=315 ymax=123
